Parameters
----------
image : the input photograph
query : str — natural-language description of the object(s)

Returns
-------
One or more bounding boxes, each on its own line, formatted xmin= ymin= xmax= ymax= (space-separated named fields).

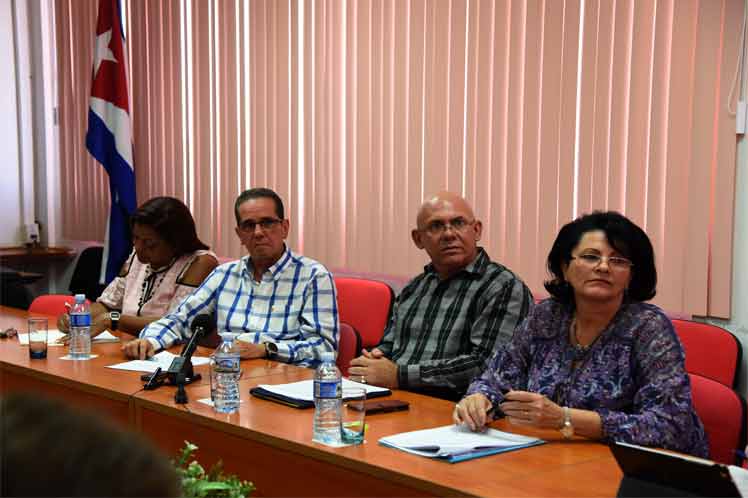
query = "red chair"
xmin=334 ymin=277 xmax=394 ymax=350
xmin=28 ymin=295 xmax=78 ymax=316
xmin=336 ymin=322 xmax=362 ymax=377
xmin=689 ymin=373 xmax=746 ymax=465
xmin=672 ymin=319 xmax=742 ymax=388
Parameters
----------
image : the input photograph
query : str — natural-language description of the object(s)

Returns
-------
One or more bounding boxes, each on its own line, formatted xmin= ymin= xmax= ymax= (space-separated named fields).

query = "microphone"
xmin=182 ymin=314 xmax=213 ymax=359
xmin=166 ymin=314 xmax=214 ymax=381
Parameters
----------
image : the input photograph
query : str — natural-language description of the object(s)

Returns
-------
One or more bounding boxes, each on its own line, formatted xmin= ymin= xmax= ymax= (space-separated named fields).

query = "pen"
xmin=144 ymin=367 xmax=163 ymax=390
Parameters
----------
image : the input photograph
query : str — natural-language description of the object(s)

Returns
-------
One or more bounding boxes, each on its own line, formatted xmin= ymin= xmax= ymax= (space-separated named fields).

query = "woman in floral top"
xmin=454 ymin=211 xmax=708 ymax=458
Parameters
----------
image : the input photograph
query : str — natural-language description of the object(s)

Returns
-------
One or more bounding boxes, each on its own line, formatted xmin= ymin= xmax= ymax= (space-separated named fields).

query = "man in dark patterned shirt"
xmin=349 ymin=192 xmax=533 ymax=400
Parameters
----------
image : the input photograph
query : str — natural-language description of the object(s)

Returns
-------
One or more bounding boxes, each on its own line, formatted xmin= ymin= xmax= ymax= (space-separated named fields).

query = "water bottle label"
xmin=69 ymin=314 xmax=91 ymax=327
xmin=314 ymin=380 xmax=340 ymax=399
xmin=216 ymin=357 xmax=240 ymax=370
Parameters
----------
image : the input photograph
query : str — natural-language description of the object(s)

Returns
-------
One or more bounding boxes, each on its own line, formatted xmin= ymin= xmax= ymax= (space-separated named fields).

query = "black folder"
xmin=612 ymin=441 xmax=741 ymax=498
xmin=249 ymin=385 xmax=391 ymax=409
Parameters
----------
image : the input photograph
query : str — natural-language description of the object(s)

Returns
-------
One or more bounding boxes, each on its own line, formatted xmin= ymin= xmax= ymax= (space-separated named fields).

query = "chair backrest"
xmin=28 ymin=294 xmax=78 ymax=316
xmin=0 ymin=272 xmax=33 ymax=309
xmin=672 ymin=319 xmax=742 ymax=388
xmin=689 ymin=373 xmax=747 ymax=465
xmin=336 ymin=322 xmax=362 ymax=377
xmin=334 ymin=277 xmax=394 ymax=350
xmin=69 ymin=246 xmax=108 ymax=302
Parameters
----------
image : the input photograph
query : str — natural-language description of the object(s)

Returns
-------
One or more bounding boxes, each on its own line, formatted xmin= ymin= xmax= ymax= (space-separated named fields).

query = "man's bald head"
xmin=412 ymin=191 xmax=482 ymax=280
xmin=416 ymin=191 xmax=476 ymax=229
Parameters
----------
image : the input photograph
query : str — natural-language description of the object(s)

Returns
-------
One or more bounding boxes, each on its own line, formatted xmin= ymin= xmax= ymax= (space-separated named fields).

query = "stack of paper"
xmin=18 ymin=329 xmax=120 ymax=345
xmin=379 ymin=424 xmax=544 ymax=463
xmin=250 ymin=378 xmax=391 ymax=408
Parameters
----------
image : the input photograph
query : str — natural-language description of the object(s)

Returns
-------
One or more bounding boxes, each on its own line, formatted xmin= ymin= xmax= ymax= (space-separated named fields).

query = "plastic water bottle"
xmin=313 ymin=352 xmax=342 ymax=444
xmin=68 ymin=294 xmax=91 ymax=359
xmin=213 ymin=332 xmax=241 ymax=413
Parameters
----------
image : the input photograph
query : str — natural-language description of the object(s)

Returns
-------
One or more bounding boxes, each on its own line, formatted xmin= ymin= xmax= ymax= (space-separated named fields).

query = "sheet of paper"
xmin=18 ymin=329 xmax=66 ymax=346
xmin=196 ymin=398 xmax=245 ymax=407
xmin=729 ymin=465 xmax=748 ymax=498
xmin=255 ymin=378 xmax=389 ymax=402
xmin=59 ymin=354 xmax=100 ymax=360
xmin=18 ymin=329 xmax=120 ymax=346
xmin=92 ymin=331 xmax=120 ymax=342
xmin=379 ymin=424 xmax=541 ymax=458
xmin=106 ymin=351 xmax=210 ymax=373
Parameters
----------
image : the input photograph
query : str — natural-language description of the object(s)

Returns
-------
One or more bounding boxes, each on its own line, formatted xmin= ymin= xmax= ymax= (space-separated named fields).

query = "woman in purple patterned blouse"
xmin=454 ymin=211 xmax=708 ymax=458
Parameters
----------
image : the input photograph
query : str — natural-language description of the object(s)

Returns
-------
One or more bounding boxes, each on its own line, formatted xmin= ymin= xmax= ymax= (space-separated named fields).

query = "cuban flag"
xmin=86 ymin=0 xmax=136 ymax=283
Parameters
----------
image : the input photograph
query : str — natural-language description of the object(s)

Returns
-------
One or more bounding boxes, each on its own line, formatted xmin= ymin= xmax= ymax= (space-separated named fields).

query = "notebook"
xmin=379 ymin=424 xmax=544 ymax=463
xmin=611 ymin=441 xmax=743 ymax=498
xmin=249 ymin=378 xmax=391 ymax=409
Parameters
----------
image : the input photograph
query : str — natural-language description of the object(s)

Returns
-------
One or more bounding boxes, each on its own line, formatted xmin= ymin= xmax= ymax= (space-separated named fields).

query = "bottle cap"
xmin=74 ymin=293 xmax=86 ymax=303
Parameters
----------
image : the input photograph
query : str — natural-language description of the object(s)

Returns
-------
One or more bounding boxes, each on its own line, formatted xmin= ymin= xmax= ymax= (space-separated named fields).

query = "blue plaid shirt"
xmin=139 ymin=246 xmax=339 ymax=367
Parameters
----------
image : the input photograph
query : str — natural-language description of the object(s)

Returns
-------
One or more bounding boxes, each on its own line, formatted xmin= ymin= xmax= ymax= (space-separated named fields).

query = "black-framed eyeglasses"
xmin=422 ymin=217 xmax=475 ymax=235
xmin=571 ymin=253 xmax=633 ymax=271
xmin=238 ymin=217 xmax=282 ymax=233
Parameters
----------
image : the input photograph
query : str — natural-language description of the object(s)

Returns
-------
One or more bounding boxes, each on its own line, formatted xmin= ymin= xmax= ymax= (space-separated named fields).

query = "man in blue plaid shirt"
xmin=123 ymin=188 xmax=339 ymax=367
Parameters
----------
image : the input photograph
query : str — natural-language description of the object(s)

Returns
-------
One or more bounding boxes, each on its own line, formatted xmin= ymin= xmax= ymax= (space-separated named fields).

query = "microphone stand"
xmin=174 ymin=372 xmax=188 ymax=404
xmin=166 ymin=322 xmax=207 ymax=386
xmin=141 ymin=325 xmax=206 ymax=391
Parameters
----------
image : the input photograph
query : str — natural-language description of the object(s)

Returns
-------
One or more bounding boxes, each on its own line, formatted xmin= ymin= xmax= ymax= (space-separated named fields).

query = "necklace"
xmin=570 ymin=317 xmax=595 ymax=361
xmin=137 ymin=257 xmax=177 ymax=314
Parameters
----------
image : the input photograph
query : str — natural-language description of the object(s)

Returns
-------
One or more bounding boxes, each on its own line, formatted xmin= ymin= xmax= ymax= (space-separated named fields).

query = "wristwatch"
xmin=560 ymin=406 xmax=574 ymax=439
xmin=263 ymin=342 xmax=278 ymax=358
xmin=109 ymin=311 xmax=121 ymax=331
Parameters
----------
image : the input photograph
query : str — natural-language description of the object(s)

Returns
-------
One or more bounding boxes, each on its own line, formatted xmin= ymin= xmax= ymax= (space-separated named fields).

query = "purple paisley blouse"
xmin=467 ymin=299 xmax=709 ymax=458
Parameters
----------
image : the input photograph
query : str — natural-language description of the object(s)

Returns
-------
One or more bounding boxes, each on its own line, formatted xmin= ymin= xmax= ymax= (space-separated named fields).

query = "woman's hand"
xmin=499 ymin=391 xmax=564 ymax=429
xmin=58 ymin=313 xmax=111 ymax=344
xmin=56 ymin=312 xmax=70 ymax=333
xmin=453 ymin=393 xmax=493 ymax=431
xmin=90 ymin=313 xmax=112 ymax=337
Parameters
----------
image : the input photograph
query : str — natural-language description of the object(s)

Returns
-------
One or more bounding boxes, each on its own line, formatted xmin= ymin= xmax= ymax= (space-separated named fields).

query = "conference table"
xmin=0 ymin=306 xmax=623 ymax=497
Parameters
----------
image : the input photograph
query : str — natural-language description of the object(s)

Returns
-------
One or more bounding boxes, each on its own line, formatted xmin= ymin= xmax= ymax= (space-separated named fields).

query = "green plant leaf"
xmin=175 ymin=441 xmax=254 ymax=498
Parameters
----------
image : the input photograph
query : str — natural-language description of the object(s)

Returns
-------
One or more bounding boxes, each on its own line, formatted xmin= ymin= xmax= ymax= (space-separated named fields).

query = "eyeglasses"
xmin=422 ymin=217 xmax=475 ymax=235
xmin=238 ymin=217 xmax=282 ymax=233
xmin=133 ymin=235 xmax=161 ymax=250
xmin=571 ymin=253 xmax=633 ymax=271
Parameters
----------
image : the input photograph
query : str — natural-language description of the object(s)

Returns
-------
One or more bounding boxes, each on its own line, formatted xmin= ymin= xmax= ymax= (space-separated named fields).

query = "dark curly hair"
xmin=130 ymin=197 xmax=208 ymax=256
xmin=544 ymin=211 xmax=657 ymax=306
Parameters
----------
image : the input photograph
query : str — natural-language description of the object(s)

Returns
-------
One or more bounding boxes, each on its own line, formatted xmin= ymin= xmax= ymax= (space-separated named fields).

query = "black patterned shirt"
xmin=378 ymin=248 xmax=533 ymax=400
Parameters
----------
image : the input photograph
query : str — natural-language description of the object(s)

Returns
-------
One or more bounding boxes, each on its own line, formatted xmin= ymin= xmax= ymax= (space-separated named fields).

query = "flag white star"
xmin=93 ymin=29 xmax=117 ymax=76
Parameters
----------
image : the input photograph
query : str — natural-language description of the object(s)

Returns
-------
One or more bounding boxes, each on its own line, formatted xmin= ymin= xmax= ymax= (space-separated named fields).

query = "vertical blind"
xmin=56 ymin=0 xmax=742 ymax=318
